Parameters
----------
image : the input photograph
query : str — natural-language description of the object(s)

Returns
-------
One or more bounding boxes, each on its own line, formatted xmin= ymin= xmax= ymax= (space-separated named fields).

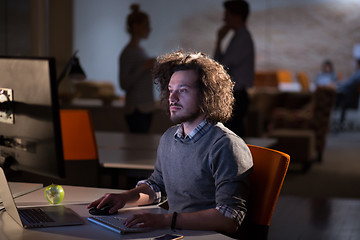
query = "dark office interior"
xmin=1 ymin=0 xmax=360 ymax=239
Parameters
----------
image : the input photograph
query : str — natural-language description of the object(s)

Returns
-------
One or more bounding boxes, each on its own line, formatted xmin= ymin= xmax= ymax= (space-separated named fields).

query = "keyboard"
xmin=88 ymin=216 xmax=150 ymax=234
xmin=19 ymin=208 xmax=55 ymax=224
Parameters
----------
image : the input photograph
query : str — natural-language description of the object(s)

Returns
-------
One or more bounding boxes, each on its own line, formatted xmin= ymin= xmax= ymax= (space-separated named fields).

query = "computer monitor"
xmin=0 ymin=56 xmax=65 ymax=179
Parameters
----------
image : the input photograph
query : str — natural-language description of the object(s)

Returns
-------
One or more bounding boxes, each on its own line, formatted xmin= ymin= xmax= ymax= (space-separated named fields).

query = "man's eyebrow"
xmin=168 ymin=84 xmax=192 ymax=88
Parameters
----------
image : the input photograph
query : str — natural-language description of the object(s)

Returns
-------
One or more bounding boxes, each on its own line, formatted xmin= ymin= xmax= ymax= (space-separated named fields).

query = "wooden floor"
xmin=269 ymin=196 xmax=360 ymax=240
xmin=268 ymin=109 xmax=360 ymax=240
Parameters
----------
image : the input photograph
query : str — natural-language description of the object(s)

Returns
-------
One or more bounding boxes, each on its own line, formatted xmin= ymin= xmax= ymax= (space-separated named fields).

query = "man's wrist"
xmin=171 ymin=212 xmax=178 ymax=230
xmin=162 ymin=213 xmax=173 ymax=229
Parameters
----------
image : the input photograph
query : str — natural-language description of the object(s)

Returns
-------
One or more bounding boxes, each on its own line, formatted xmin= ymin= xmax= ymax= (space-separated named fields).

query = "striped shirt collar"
xmin=174 ymin=119 xmax=212 ymax=142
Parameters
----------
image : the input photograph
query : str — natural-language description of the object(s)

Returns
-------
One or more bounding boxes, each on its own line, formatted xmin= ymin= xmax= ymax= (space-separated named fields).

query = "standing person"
xmin=88 ymin=51 xmax=253 ymax=237
xmin=214 ymin=0 xmax=255 ymax=138
xmin=119 ymin=4 xmax=155 ymax=133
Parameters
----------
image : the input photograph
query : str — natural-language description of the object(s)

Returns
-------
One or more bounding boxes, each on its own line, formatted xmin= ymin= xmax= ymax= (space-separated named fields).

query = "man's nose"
xmin=169 ymin=90 xmax=179 ymax=103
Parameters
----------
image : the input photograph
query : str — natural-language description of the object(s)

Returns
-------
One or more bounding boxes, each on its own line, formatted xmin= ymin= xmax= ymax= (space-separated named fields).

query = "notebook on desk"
xmin=0 ymin=167 xmax=84 ymax=228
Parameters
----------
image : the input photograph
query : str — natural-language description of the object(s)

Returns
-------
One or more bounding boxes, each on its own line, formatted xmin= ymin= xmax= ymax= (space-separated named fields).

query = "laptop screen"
xmin=0 ymin=167 xmax=24 ymax=227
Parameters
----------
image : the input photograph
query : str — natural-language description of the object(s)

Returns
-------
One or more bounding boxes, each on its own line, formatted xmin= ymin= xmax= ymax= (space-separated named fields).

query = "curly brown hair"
xmin=153 ymin=51 xmax=235 ymax=123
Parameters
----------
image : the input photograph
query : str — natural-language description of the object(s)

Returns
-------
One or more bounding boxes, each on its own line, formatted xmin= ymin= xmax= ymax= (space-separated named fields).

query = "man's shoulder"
xmin=208 ymin=123 xmax=245 ymax=144
xmin=161 ymin=125 xmax=179 ymax=139
xmin=209 ymin=124 xmax=253 ymax=168
xmin=212 ymin=122 xmax=237 ymax=135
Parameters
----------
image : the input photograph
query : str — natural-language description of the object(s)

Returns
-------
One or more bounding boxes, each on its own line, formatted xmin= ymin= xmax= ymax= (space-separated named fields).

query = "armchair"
xmin=267 ymin=86 xmax=336 ymax=163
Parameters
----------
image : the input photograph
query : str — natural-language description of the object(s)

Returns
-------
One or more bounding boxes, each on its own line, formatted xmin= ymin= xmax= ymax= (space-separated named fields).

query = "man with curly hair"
xmin=88 ymin=51 xmax=253 ymax=236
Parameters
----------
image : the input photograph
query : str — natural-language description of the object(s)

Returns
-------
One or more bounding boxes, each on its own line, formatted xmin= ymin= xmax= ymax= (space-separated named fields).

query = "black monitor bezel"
xmin=0 ymin=56 xmax=65 ymax=179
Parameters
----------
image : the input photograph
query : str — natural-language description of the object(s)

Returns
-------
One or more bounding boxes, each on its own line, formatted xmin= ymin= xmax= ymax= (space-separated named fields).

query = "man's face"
xmin=168 ymin=70 xmax=203 ymax=125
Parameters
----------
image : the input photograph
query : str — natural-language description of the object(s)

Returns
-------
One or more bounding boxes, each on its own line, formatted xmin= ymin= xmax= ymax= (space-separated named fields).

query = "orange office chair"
xmin=244 ymin=144 xmax=290 ymax=240
xmin=296 ymin=72 xmax=311 ymax=92
xmin=254 ymin=71 xmax=278 ymax=88
xmin=59 ymin=109 xmax=99 ymax=187
xmin=276 ymin=69 xmax=292 ymax=83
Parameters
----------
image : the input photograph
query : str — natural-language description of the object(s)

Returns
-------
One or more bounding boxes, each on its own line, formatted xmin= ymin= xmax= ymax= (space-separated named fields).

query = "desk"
xmin=95 ymin=131 xmax=277 ymax=171
xmin=96 ymin=132 xmax=160 ymax=187
xmin=63 ymin=101 xmax=173 ymax=134
xmin=8 ymin=182 xmax=43 ymax=199
xmin=96 ymin=132 xmax=159 ymax=171
xmin=95 ymin=131 xmax=277 ymax=188
xmin=95 ymin=131 xmax=161 ymax=150
xmin=0 ymin=184 xmax=232 ymax=240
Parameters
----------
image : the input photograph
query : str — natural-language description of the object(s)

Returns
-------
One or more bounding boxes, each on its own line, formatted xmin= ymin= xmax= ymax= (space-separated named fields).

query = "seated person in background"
xmin=335 ymin=58 xmax=360 ymax=122
xmin=315 ymin=59 xmax=338 ymax=88
xmin=88 ymin=51 xmax=253 ymax=235
xmin=337 ymin=59 xmax=360 ymax=94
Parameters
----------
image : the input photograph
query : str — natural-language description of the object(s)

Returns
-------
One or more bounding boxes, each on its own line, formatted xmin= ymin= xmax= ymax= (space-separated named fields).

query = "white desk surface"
xmin=96 ymin=132 xmax=159 ymax=170
xmin=245 ymin=137 xmax=277 ymax=149
xmin=95 ymin=131 xmax=277 ymax=170
xmin=98 ymin=148 xmax=156 ymax=170
xmin=8 ymin=182 xmax=43 ymax=198
xmin=95 ymin=131 xmax=161 ymax=150
xmin=0 ymin=184 xmax=232 ymax=240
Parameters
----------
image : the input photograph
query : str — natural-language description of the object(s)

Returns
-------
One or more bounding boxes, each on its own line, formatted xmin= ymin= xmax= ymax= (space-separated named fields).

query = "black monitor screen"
xmin=0 ymin=56 xmax=65 ymax=179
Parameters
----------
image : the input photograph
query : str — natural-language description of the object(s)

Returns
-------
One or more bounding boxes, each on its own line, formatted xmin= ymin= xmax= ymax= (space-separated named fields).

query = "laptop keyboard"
xmin=19 ymin=208 xmax=55 ymax=224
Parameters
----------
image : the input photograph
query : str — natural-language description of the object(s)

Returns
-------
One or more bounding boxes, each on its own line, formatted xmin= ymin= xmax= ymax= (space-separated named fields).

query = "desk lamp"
xmin=57 ymin=50 xmax=86 ymax=86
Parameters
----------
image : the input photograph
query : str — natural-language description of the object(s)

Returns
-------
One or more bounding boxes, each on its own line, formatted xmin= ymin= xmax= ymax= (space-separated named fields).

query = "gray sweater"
xmin=148 ymin=122 xmax=253 ymax=220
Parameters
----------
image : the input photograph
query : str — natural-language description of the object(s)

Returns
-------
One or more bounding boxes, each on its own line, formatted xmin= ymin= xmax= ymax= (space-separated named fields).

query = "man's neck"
xmin=182 ymin=115 xmax=206 ymax=136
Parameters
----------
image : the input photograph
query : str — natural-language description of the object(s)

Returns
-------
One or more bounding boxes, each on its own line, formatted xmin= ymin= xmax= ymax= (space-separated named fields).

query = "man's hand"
xmin=125 ymin=213 xmax=172 ymax=229
xmin=217 ymin=25 xmax=231 ymax=43
xmin=87 ymin=193 xmax=128 ymax=214
xmin=87 ymin=184 xmax=155 ymax=214
xmin=215 ymin=25 xmax=231 ymax=53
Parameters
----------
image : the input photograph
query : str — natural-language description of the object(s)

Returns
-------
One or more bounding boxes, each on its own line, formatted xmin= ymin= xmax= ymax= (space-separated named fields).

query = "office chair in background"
xmin=296 ymin=72 xmax=311 ymax=92
xmin=60 ymin=109 xmax=99 ymax=187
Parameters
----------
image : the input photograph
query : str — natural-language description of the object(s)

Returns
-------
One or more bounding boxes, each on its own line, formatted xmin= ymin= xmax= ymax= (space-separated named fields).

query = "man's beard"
xmin=169 ymin=108 xmax=202 ymax=124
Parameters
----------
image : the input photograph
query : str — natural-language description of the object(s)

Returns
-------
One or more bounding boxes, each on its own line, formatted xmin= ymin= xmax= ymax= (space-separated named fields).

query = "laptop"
xmin=0 ymin=167 xmax=84 ymax=228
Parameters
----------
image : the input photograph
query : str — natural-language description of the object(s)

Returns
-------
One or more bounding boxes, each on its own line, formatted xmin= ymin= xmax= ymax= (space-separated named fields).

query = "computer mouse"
xmin=89 ymin=205 xmax=116 ymax=215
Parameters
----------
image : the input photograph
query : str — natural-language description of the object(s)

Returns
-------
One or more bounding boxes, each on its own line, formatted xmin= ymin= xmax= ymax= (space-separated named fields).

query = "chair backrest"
xmin=296 ymin=72 xmax=310 ymax=91
xmin=247 ymin=144 xmax=290 ymax=227
xmin=60 ymin=109 xmax=98 ymax=160
xmin=276 ymin=69 xmax=292 ymax=83
xmin=254 ymin=71 xmax=278 ymax=88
